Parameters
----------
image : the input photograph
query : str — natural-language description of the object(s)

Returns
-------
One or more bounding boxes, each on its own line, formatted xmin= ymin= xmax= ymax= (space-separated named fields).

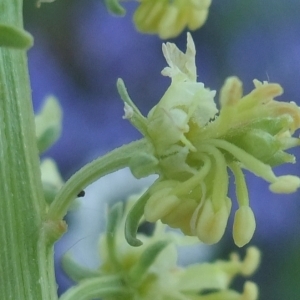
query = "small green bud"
xmin=40 ymin=158 xmax=64 ymax=205
xmin=35 ymin=96 xmax=62 ymax=153
xmin=0 ymin=24 xmax=33 ymax=49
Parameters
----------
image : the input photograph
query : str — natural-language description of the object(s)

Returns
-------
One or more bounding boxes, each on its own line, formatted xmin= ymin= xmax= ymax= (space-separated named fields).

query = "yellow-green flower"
xmin=61 ymin=198 xmax=261 ymax=300
xmin=133 ymin=0 xmax=212 ymax=39
xmin=119 ymin=33 xmax=300 ymax=247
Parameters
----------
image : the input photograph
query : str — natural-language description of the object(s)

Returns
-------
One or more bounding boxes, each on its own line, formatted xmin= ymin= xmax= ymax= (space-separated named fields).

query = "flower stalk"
xmin=46 ymin=138 xmax=152 ymax=222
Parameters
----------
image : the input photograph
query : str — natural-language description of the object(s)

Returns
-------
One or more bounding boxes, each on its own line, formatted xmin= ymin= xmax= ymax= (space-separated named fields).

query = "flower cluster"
xmin=61 ymin=196 xmax=261 ymax=300
xmin=103 ymin=0 xmax=211 ymax=39
xmin=133 ymin=0 xmax=212 ymax=39
xmin=121 ymin=33 xmax=300 ymax=247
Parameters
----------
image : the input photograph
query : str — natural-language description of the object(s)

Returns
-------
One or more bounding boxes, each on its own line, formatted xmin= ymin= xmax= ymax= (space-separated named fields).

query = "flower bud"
xmin=133 ymin=0 xmax=212 ymax=39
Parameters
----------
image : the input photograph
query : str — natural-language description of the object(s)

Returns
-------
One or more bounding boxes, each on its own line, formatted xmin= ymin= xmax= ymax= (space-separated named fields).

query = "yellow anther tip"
xmin=269 ymin=175 xmax=300 ymax=194
xmin=233 ymin=206 xmax=256 ymax=247
xmin=241 ymin=281 xmax=259 ymax=300
xmin=196 ymin=201 xmax=229 ymax=244
xmin=242 ymin=247 xmax=261 ymax=276
xmin=145 ymin=190 xmax=180 ymax=222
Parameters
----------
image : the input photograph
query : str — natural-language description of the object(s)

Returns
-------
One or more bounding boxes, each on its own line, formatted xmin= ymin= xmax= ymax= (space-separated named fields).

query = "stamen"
xmin=196 ymin=199 xmax=229 ymax=244
xmin=173 ymin=154 xmax=211 ymax=197
xmin=206 ymin=139 xmax=278 ymax=183
xmin=163 ymin=199 xmax=197 ymax=234
xmin=233 ymin=206 xmax=256 ymax=247
xmin=241 ymin=281 xmax=259 ymax=300
xmin=269 ymin=175 xmax=300 ymax=194
xmin=199 ymin=144 xmax=229 ymax=211
xmin=229 ymin=162 xmax=249 ymax=207
xmin=144 ymin=190 xmax=181 ymax=222
xmin=190 ymin=181 xmax=206 ymax=235
xmin=241 ymin=247 xmax=261 ymax=276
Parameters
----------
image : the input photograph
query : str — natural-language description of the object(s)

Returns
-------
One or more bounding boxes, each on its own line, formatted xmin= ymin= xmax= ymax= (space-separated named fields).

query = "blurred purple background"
xmin=24 ymin=0 xmax=300 ymax=298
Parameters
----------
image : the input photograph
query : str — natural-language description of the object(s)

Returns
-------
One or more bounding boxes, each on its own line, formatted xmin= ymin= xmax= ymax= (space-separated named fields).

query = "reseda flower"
xmin=133 ymin=0 xmax=212 ymax=39
xmin=61 ymin=198 xmax=261 ymax=300
xmin=120 ymin=33 xmax=300 ymax=248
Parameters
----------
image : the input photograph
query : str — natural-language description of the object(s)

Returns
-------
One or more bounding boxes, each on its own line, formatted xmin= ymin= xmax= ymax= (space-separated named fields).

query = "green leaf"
xmin=0 ymin=24 xmax=33 ymax=49
xmin=104 ymin=0 xmax=126 ymax=16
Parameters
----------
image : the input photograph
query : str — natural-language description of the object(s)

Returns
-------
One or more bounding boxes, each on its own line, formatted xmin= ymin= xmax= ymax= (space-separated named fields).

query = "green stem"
xmin=0 ymin=0 xmax=57 ymax=299
xmin=47 ymin=139 xmax=149 ymax=221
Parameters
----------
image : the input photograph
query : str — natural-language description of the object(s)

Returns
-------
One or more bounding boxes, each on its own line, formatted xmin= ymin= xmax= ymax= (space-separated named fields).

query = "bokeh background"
xmin=24 ymin=0 xmax=300 ymax=299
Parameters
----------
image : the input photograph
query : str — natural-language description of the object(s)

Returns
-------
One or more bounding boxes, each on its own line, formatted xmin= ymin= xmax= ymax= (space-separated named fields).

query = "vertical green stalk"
xmin=0 ymin=0 xmax=57 ymax=299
